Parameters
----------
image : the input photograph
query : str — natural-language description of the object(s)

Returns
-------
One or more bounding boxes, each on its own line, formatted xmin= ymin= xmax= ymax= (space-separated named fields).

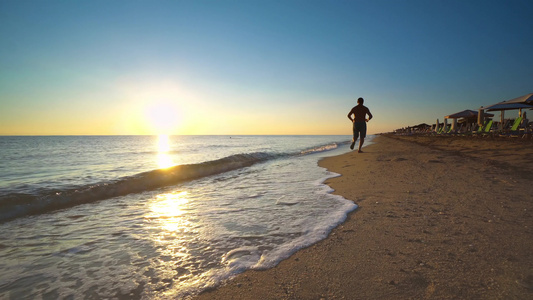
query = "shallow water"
xmin=0 ymin=135 xmax=372 ymax=299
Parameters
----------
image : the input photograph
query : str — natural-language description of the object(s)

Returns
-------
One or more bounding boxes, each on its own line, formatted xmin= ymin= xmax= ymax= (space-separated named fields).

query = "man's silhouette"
xmin=347 ymin=97 xmax=373 ymax=153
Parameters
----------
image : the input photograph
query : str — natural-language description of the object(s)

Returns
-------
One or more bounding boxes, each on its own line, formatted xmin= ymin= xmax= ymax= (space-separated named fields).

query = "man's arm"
xmin=366 ymin=109 xmax=373 ymax=122
xmin=347 ymin=109 xmax=354 ymax=122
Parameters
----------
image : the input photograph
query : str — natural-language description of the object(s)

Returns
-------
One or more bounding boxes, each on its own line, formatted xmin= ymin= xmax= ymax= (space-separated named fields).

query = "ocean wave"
xmin=299 ymin=142 xmax=345 ymax=155
xmin=0 ymin=138 xmax=352 ymax=223
xmin=0 ymin=152 xmax=275 ymax=223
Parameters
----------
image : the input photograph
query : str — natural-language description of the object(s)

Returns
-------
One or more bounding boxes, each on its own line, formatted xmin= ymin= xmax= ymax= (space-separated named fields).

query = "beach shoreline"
xmin=195 ymin=134 xmax=533 ymax=299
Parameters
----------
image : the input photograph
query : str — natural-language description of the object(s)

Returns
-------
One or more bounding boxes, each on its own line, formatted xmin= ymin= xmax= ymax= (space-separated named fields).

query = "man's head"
xmin=357 ymin=97 xmax=364 ymax=104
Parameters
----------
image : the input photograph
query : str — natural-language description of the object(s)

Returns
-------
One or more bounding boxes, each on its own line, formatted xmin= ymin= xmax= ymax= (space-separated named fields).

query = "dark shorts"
xmin=353 ymin=121 xmax=367 ymax=139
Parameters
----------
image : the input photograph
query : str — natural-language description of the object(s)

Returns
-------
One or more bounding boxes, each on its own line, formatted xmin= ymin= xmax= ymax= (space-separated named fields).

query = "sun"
xmin=145 ymin=100 xmax=182 ymax=134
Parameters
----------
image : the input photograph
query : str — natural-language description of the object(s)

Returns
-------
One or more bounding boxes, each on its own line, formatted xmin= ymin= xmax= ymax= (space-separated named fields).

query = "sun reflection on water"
xmin=157 ymin=134 xmax=174 ymax=169
xmin=146 ymin=191 xmax=190 ymax=232
xmin=142 ymin=190 xmax=207 ymax=295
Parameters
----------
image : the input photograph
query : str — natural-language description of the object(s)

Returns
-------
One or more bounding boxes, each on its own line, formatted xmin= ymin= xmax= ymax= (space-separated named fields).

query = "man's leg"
xmin=358 ymin=123 xmax=367 ymax=153
xmin=351 ymin=125 xmax=358 ymax=150
xmin=358 ymin=137 xmax=364 ymax=153
xmin=350 ymin=136 xmax=357 ymax=150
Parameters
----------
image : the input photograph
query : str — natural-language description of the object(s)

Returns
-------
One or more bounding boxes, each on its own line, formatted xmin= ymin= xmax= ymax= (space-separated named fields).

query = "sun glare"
xmin=158 ymin=134 xmax=171 ymax=152
xmin=157 ymin=134 xmax=174 ymax=169
xmin=146 ymin=101 xmax=182 ymax=134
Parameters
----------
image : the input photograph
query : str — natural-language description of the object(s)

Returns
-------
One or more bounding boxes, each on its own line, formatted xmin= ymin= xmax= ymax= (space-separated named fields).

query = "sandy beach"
xmin=196 ymin=134 xmax=533 ymax=299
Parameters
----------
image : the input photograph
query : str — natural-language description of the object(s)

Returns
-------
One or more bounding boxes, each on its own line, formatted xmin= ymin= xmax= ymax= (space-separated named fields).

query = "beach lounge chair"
xmin=511 ymin=117 xmax=523 ymax=131
xmin=484 ymin=120 xmax=493 ymax=132
xmin=501 ymin=119 xmax=512 ymax=131
xmin=459 ymin=123 xmax=475 ymax=136
xmin=447 ymin=126 xmax=454 ymax=134
xmin=472 ymin=120 xmax=489 ymax=136
xmin=457 ymin=123 xmax=464 ymax=134
xmin=505 ymin=117 xmax=524 ymax=137
xmin=470 ymin=123 xmax=480 ymax=134
xmin=479 ymin=120 xmax=494 ymax=137
xmin=496 ymin=117 xmax=522 ymax=137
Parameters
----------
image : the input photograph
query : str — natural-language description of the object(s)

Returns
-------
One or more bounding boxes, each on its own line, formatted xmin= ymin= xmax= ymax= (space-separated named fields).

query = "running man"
xmin=347 ymin=97 xmax=373 ymax=153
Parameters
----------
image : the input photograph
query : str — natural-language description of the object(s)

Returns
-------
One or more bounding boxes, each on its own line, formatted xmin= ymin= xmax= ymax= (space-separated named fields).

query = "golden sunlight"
xmin=146 ymin=191 xmax=190 ymax=232
xmin=158 ymin=134 xmax=171 ymax=152
xmin=157 ymin=134 xmax=174 ymax=169
xmin=145 ymin=101 xmax=182 ymax=134
xmin=151 ymin=191 xmax=189 ymax=216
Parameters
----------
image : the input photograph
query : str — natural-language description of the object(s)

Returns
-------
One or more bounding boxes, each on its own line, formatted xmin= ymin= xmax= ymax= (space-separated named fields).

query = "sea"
xmin=0 ymin=135 xmax=373 ymax=299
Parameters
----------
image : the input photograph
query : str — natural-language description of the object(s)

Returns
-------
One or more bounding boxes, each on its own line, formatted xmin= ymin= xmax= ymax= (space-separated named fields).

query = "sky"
xmin=1 ymin=0 xmax=532 ymax=135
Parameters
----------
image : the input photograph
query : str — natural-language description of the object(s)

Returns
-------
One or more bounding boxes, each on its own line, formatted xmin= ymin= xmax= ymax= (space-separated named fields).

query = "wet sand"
xmin=196 ymin=134 xmax=533 ymax=299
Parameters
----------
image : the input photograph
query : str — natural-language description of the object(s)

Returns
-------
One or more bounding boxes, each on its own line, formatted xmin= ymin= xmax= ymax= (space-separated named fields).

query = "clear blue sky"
xmin=1 ymin=0 xmax=532 ymax=135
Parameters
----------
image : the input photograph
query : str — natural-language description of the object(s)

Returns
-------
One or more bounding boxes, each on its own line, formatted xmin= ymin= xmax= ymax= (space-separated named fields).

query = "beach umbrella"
xmin=446 ymin=109 xmax=493 ymax=129
xmin=483 ymin=93 xmax=533 ymax=111
xmin=483 ymin=102 xmax=533 ymax=111
xmin=483 ymin=102 xmax=533 ymax=129
xmin=500 ymin=93 xmax=533 ymax=104
xmin=445 ymin=109 xmax=494 ymax=119
xmin=445 ymin=109 xmax=478 ymax=119
xmin=443 ymin=118 xmax=448 ymax=132
xmin=483 ymin=94 xmax=533 ymax=129
xmin=435 ymin=119 xmax=440 ymax=132
xmin=412 ymin=123 xmax=430 ymax=129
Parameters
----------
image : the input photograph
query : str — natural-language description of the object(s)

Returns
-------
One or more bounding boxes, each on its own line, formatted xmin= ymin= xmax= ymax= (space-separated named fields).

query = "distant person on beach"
xmin=347 ymin=97 xmax=373 ymax=153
